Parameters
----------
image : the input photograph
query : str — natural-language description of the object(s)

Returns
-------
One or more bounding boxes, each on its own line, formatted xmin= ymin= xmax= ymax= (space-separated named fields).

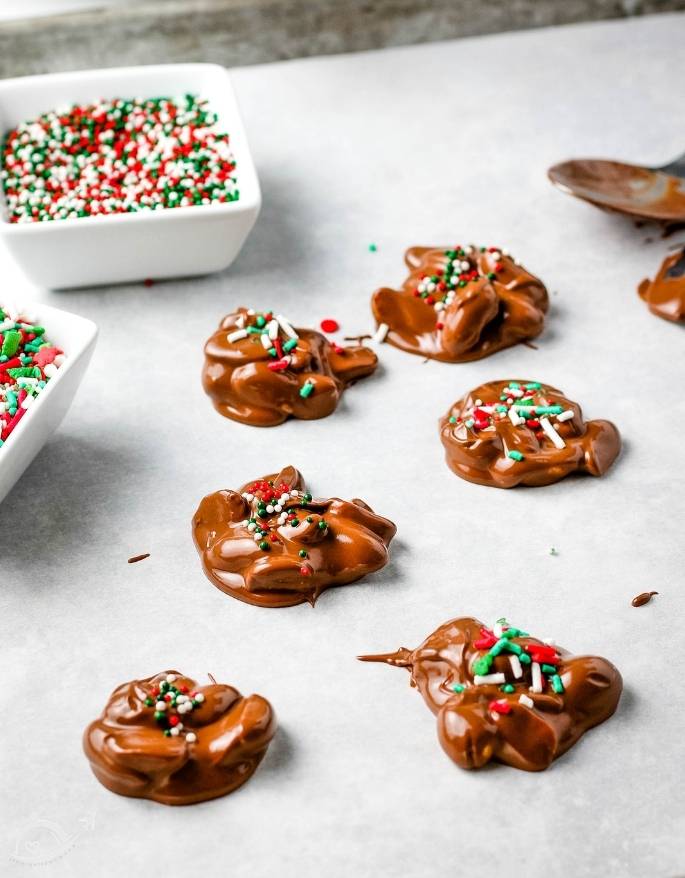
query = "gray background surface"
xmin=1 ymin=13 xmax=684 ymax=877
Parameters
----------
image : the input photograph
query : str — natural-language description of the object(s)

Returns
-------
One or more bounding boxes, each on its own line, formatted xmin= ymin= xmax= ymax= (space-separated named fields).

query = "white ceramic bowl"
xmin=0 ymin=302 xmax=97 ymax=504
xmin=0 ymin=64 xmax=261 ymax=289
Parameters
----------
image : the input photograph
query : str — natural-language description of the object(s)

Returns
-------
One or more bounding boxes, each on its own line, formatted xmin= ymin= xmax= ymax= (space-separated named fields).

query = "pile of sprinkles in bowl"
xmin=0 ymin=304 xmax=64 ymax=447
xmin=1 ymin=95 xmax=238 ymax=223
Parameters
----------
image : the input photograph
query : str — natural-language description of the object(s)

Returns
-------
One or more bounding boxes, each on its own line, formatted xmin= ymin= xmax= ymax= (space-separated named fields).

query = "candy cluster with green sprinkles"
xmin=228 ymin=309 xmax=345 ymax=395
xmin=240 ymin=478 xmax=328 ymax=569
xmin=1 ymin=95 xmax=238 ymax=223
xmin=0 ymin=304 xmax=64 ymax=447
xmin=451 ymin=619 xmax=565 ymax=715
xmin=414 ymin=245 xmax=508 ymax=330
xmin=145 ymin=673 xmax=203 ymax=742
xmin=448 ymin=381 xmax=575 ymax=461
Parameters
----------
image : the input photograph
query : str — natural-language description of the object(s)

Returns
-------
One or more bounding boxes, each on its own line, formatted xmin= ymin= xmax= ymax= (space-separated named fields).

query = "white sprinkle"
xmin=170 ymin=727 xmax=180 ymax=736
xmin=155 ymin=701 xmax=166 ymax=711
xmin=195 ymin=693 xmax=205 ymax=703
xmin=274 ymin=504 xmax=282 ymax=513
xmin=493 ymin=621 xmax=503 ymax=638
xmin=291 ymin=490 xmax=300 ymax=497
xmin=507 ymin=387 xmax=524 ymax=398
xmin=43 ymin=363 xmax=58 ymax=378
xmin=266 ymin=505 xmax=274 ymax=513
xmin=543 ymin=638 xmax=555 ymax=646
xmin=253 ymin=533 xmax=261 ymax=541
xmin=372 ymin=323 xmax=389 ymax=343
xmin=530 ymin=662 xmax=543 ymax=693
xmin=247 ymin=523 xmax=256 ymax=532
xmin=241 ymin=518 xmax=249 ymax=526
xmin=540 ymin=416 xmax=566 ymax=449
xmin=509 ymin=655 xmax=523 ymax=679
xmin=508 ymin=407 xmax=524 ymax=427
xmin=20 ymin=395 xmax=35 ymax=410
xmin=236 ymin=314 xmax=245 ymax=328
xmin=228 ymin=329 xmax=248 ymax=343
xmin=280 ymin=493 xmax=290 ymax=502
xmin=186 ymin=732 xmax=197 ymax=743
xmin=474 ymin=673 xmax=506 ymax=685
xmin=260 ymin=333 xmax=272 ymax=349
xmin=244 ymin=493 xmax=254 ymax=502
xmin=519 ymin=694 xmax=534 ymax=709
xmin=267 ymin=319 xmax=279 ymax=340
xmin=276 ymin=314 xmax=297 ymax=338
xmin=557 ymin=410 xmax=574 ymax=422
xmin=166 ymin=674 xmax=176 ymax=683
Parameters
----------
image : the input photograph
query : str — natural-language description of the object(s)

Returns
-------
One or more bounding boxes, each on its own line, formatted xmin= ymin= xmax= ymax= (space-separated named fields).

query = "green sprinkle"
xmin=259 ymin=540 xmax=270 ymax=551
xmin=519 ymin=653 xmax=532 ymax=665
xmin=290 ymin=519 xmax=300 ymax=527
xmin=298 ymin=550 xmax=308 ymax=558
xmin=525 ymin=382 xmax=541 ymax=390
xmin=449 ymin=416 xmax=457 ymax=424
xmin=507 ymin=450 xmax=525 ymax=461
xmin=283 ymin=337 xmax=298 ymax=352
xmin=551 ymin=674 xmax=564 ymax=694
xmin=473 ymin=656 xmax=492 ymax=675
xmin=299 ymin=381 xmax=314 ymax=399
xmin=368 ymin=243 xmax=377 ymax=252
xmin=1 ymin=330 xmax=21 ymax=357
xmin=501 ymin=684 xmax=515 ymax=693
xmin=318 ymin=520 xmax=327 ymax=530
xmin=452 ymin=684 xmax=465 ymax=693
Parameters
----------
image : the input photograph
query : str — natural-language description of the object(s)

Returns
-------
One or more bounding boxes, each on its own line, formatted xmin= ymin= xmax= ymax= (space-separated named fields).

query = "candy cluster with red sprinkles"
xmin=414 ymin=245 xmax=507 ymax=330
xmin=240 ymin=478 xmax=328 ymax=571
xmin=1 ymin=95 xmax=238 ymax=224
xmin=451 ymin=618 xmax=565 ymax=717
xmin=448 ymin=382 xmax=576 ymax=461
xmin=145 ymin=673 xmax=204 ymax=742
xmin=227 ymin=309 xmax=344 ymax=395
xmin=0 ymin=304 xmax=64 ymax=447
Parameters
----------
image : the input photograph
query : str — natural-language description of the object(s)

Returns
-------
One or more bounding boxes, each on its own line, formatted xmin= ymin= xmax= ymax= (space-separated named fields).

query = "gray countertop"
xmin=1 ymin=13 xmax=684 ymax=878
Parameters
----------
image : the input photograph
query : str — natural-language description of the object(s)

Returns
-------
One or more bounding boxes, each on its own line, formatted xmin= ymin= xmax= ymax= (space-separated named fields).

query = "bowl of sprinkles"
xmin=0 ymin=64 xmax=261 ymax=288
xmin=0 ymin=300 xmax=97 ymax=504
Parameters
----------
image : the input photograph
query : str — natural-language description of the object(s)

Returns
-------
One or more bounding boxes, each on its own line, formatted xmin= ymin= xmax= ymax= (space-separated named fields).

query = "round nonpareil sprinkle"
xmin=0 ymin=304 xmax=64 ymax=448
xmin=2 ymin=95 xmax=238 ymax=223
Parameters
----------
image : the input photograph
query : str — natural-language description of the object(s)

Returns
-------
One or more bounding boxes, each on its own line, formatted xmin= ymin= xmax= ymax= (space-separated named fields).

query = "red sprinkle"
xmin=489 ymin=699 xmax=512 ymax=715
xmin=320 ymin=319 xmax=340 ymax=333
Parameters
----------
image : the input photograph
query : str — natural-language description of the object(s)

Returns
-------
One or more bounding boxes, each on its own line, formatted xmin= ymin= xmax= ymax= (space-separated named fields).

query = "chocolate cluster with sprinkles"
xmin=440 ymin=378 xmax=621 ymax=488
xmin=359 ymin=615 xmax=622 ymax=771
xmin=192 ymin=465 xmax=396 ymax=607
xmin=0 ymin=304 xmax=64 ymax=447
xmin=83 ymin=670 xmax=276 ymax=804
xmin=371 ymin=244 xmax=548 ymax=362
xmin=1 ymin=95 xmax=237 ymax=223
xmin=202 ymin=307 xmax=377 ymax=426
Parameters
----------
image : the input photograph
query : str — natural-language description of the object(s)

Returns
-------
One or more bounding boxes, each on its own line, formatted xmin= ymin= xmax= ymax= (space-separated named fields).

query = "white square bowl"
xmin=0 ymin=302 xmax=97 ymax=504
xmin=0 ymin=64 xmax=261 ymax=289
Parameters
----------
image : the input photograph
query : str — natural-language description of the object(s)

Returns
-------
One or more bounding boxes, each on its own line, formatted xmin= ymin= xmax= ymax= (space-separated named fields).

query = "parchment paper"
xmin=1 ymin=13 xmax=684 ymax=877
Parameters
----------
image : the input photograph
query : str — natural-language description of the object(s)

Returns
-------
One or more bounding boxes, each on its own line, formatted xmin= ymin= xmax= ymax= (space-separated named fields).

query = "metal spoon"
xmin=548 ymin=155 xmax=685 ymax=222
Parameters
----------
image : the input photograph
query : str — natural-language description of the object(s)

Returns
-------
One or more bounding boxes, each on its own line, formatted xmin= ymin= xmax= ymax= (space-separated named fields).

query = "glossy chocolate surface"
xmin=439 ymin=379 xmax=621 ymax=488
xmin=548 ymin=159 xmax=685 ymax=222
xmin=371 ymin=245 xmax=548 ymax=362
xmin=192 ymin=466 xmax=396 ymax=607
xmin=638 ymin=247 xmax=685 ymax=323
xmin=202 ymin=307 xmax=377 ymax=426
xmin=360 ymin=616 xmax=622 ymax=771
xmin=83 ymin=671 xmax=276 ymax=805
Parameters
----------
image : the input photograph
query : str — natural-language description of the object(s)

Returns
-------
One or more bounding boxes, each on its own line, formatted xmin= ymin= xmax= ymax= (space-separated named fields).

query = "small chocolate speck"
xmin=343 ymin=334 xmax=372 ymax=344
xmin=631 ymin=591 xmax=658 ymax=607
xmin=522 ymin=340 xmax=539 ymax=350
xmin=128 ymin=553 xmax=150 ymax=564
